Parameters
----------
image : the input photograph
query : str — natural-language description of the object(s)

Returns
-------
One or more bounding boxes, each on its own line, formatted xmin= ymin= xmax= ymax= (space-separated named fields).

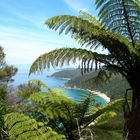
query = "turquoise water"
xmin=12 ymin=65 xmax=107 ymax=105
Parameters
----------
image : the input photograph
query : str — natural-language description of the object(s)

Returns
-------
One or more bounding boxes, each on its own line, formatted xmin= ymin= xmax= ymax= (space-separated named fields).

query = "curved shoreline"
xmin=87 ymin=89 xmax=110 ymax=103
xmin=62 ymin=86 xmax=110 ymax=103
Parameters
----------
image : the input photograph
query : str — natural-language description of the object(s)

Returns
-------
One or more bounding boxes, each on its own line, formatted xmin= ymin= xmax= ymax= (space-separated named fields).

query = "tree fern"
xmin=28 ymin=0 xmax=140 ymax=139
xmin=29 ymin=13 xmax=137 ymax=81
xmin=29 ymin=48 xmax=114 ymax=75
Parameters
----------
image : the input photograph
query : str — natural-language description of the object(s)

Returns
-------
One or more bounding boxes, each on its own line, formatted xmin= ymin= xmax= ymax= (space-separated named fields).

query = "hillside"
xmin=51 ymin=69 xmax=82 ymax=79
xmin=51 ymin=69 xmax=130 ymax=99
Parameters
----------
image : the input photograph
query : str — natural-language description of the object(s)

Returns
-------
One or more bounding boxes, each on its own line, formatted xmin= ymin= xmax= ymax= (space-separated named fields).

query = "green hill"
xmin=51 ymin=69 xmax=130 ymax=99
xmin=51 ymin=69 xmax=82 ymax=79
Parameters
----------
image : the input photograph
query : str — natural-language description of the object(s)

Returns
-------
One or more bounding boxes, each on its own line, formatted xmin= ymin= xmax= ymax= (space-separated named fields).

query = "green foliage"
xmin=65 ymin=70 xmax=130 ymax=99
xmin=0 ymin=46 xmax=17 ymax=83
xmin=4 ymin=112 xmax=66 ymax=140
xmin=96 ymin=0 xmax=140 ymax=42
xmin=14 ymin=80 xmax=124 ymax=140
xmin=0 ymin=85 xmax=7 ymax=129
xmin=29 ymin=0 xmax=140 ymax=96
xmin=0 ymin=101 xmax=7 ymax=131
xmin=0 ymin=65 xmax=18 ymax=83
xmin=0 ymin=84 xmax=7 ymax=100
xmin=16 ymin=82 xmax=41 ymax=102
xmin=28 ymin=8 xmax=139 ymax=90
xmin=0 ymin=85 xmax=8 ymax=139
xmin=79 ymin=10 xmax=103 ymax=28
xmin=0 ymin=46 xmax=5 ymax=66
xmin=83 ymin=99 xmax=124 ymax=140
xmin=27 ymin=1 xmax=140 ymax=138
xmin=0 ymin=46 xmax=18 ymax=139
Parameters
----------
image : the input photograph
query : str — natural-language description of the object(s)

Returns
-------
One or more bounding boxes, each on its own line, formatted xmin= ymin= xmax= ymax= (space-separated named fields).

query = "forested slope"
xmin=51 ymin=69 xmax=130 ymax=99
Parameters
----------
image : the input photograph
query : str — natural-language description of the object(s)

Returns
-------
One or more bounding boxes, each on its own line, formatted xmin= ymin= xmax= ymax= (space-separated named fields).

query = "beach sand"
xmin=63 ymin=85 xmax=110 ymax=103
xmin=87 ymin=89 xmax=110 ymax=103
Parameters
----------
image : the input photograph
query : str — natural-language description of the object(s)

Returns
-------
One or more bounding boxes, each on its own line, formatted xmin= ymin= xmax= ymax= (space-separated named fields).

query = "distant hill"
xmin=51 ymin=69 xmax=130 ymax=99
xmin=51 ymin=69 xmax=82 ymax=79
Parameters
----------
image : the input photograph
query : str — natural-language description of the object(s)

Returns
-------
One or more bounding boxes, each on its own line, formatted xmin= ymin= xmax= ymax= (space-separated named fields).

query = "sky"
xmin=0 ymin=0 xmax=97 ymax=65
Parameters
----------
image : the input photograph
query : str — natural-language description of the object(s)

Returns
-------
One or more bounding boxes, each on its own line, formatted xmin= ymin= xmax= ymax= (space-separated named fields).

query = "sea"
xmin=12 ymin=64 xmax=107 ymax=105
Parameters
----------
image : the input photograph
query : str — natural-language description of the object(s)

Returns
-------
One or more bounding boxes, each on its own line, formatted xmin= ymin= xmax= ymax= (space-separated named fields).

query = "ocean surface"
xmin=12 ymin=64 xmax=107 ymax=105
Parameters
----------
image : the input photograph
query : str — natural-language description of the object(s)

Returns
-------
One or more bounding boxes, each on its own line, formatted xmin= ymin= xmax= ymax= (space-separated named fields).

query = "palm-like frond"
xmin=86 ymin=111 xmax=123 ymax=140
xmin=29 ymin=46 xmax=136 ymax=84
xmin=4 ymin=112 xmax=66 ymax=140
xmin=45 ymin=14 xmax=131 ymax=50
xmin=29 ymin=48 xmax=113 ymax=75
xmin=79 ymin=10 xmax=103 ymax=28
xmin=29 ymin=14 xmax=139 ymax=80
xmin=28 ymin=2 xmax=140 ymax=93
xmin=83 ymin=99 xmax=124 ymax=127
xmin=96 ymin=0 xmax=140 ymax=44
xmin=29 ymin=79 xmax=51 ymax=91
xmin=14 ymin=80 xmax=124 ymax=139
xmin=79 ymin=10 xmax=103 ymax=50
xmin=81 ymin=99 xmax=124 ymax=140
xmin=29 ymin=88 xmax=76 ymax=120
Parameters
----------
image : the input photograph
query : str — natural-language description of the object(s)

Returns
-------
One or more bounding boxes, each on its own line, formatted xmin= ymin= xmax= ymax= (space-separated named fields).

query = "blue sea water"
xmin=12 ymin=64 xmax=107 ymax=105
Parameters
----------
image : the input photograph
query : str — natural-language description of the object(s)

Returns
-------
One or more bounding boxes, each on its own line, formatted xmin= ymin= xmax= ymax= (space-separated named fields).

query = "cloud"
xmin=64 ymin=0 xmax=88 ymax=12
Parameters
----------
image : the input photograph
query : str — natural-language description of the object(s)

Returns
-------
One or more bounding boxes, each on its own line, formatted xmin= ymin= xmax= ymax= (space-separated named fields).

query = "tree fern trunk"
xmin=124 ymin=89 xmax=140 ymax=140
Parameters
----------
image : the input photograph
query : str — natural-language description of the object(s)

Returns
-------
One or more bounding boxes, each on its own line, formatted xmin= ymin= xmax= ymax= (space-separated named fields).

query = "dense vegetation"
xmin=0 ymin=0 xmax=139 ymax=139
xmin=29 ymin=0 xmax=140 ymax=139
xmin=5 ymin=80 xmax=124 ymax=140
xmin=0 ymin=47 xmax=125 ymax=140
xmin=0 ymin=46 xmax=17 ymax=139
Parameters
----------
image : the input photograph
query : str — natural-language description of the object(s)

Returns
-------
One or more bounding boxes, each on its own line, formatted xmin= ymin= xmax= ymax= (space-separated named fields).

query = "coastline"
xmin=62 ymin=86 xmax=110 ymax=103
xmin=48 ymin=76 xmax=71 ymax=80
xmin=87 ymin=89 xmax=110 ymax=103
xmin=51 ymin=75 xmax=110 ymax=103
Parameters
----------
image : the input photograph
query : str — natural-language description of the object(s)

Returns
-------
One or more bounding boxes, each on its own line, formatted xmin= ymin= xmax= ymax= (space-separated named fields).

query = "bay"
xmin=12 ymin=64 xmax=107 ymax=105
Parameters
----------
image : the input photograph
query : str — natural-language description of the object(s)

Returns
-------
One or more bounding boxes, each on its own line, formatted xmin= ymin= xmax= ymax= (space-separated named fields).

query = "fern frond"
xmin=96 ymin=0 xmax=140 ymax=43
xmin=29 ymin=89 xmax=76 ymax=120
xmin=79 ymin=10 xmax=103 ymax=28
xmin=45 ymin=15 xmax=132 ymax=50
xmin=80 ymin=99 xmax=124 ymax=140
xmin=29 ymin=48 xmax=116 ymax=75
xmin=44 ymin=15 xmax=137 ymax=69
xmin=82 ymin=99 xmax=124 ymax=140
xmin=83 ymin=99 xmax=124 ymax=127
xmin=29 ymin=79 xmax=51 ymax=91
xmin=86 ymin=68 xmax=118 ymax=85
xmin=28 ymin=14 xmax=139 ymax=79
xmin=4 ymin=112 xmax=66 ymax=140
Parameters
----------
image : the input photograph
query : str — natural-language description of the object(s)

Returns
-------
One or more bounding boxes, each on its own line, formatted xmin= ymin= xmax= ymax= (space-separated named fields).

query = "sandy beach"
xmin=87 ymin=90 xmax=110 ymax=103
xmin=63 ymin=86 xmax=110 ymax=103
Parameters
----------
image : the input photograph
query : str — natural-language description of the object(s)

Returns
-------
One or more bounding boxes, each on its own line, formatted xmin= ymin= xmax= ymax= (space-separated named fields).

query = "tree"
xmin=10 ymin=80 xmax=124 ymax=140
xmin=0 ymin=46 xmax=17 ymax=83
xmin=29 ymin=0 xmax=140 ymax=139
xmin=0 ymin=46 xmax=18 ymax=139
